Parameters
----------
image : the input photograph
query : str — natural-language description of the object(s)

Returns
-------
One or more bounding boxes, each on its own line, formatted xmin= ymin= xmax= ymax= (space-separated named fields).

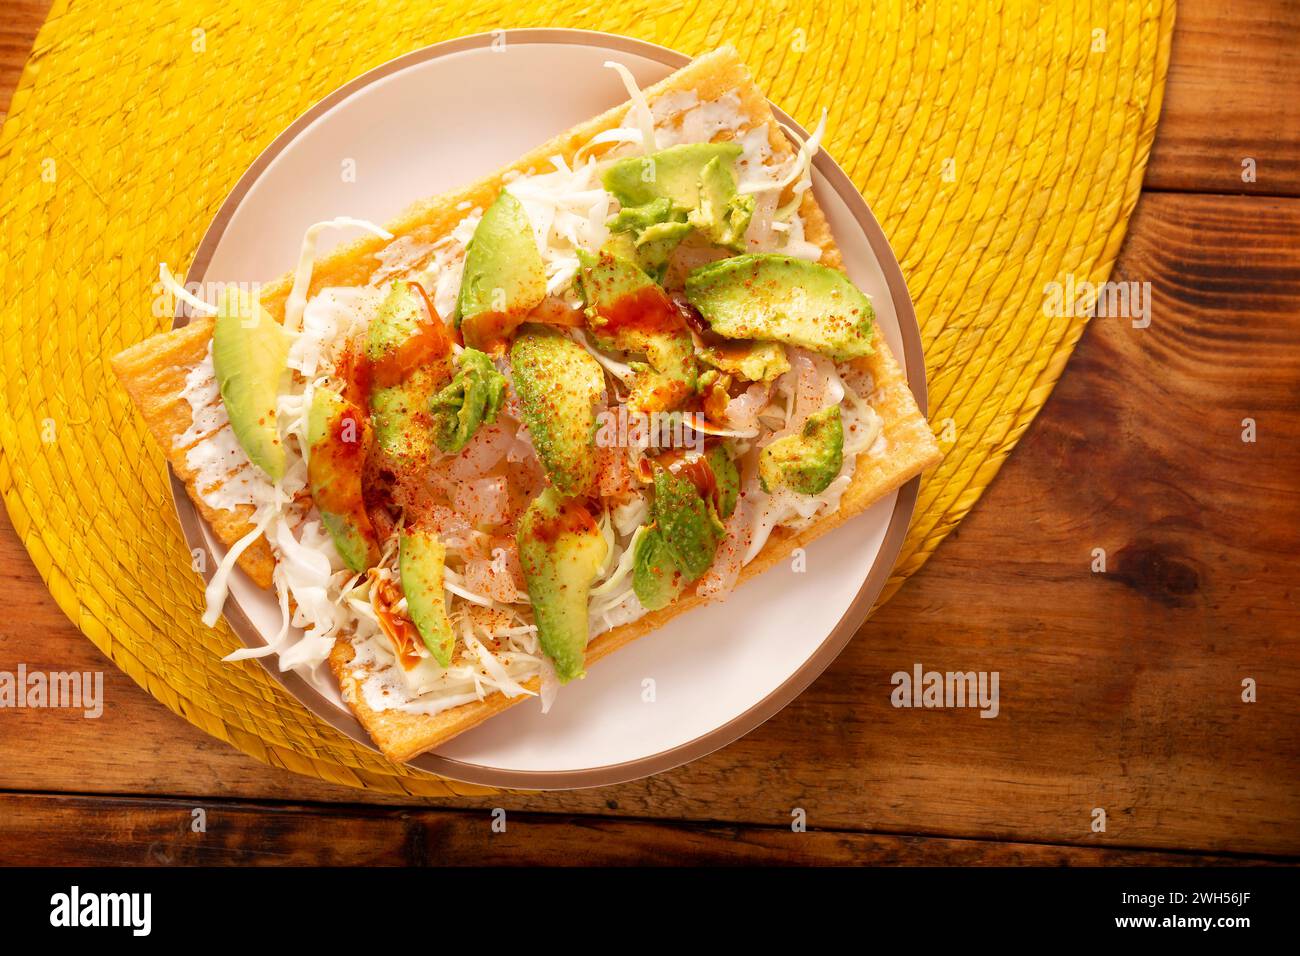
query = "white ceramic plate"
xmin=177 ymin=29 xmax=927 ymax=789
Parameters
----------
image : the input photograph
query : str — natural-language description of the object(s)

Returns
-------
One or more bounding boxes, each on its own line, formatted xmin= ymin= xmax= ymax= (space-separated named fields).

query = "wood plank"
xmin=1143 ymin=0 xmax=1300 ymax=195
xmin=1 ymin=192 xmax=1296 ymax=858
xmin=0 ymin=793 xmax=1285 ymax=866
xmin=0 ymin=0 xmax=50 ymax=125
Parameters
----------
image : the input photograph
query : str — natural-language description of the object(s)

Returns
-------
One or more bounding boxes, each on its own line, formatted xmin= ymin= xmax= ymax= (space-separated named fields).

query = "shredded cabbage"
xmin=462 ymin=621 xmax=536 ymax=700
xmin=159 ymin=262 xmax=219 ymax=316
xmin=740 ymin=109 xmax=828 ymax=198
xmin=612 ymin=494 xmax=648 ymax=536
xmin=604 ymin=61 xmax=658 ymax=153
xmin=571 ymin=329 xmax=637 ymax=384
xmin=283 ymin=218 xmax=393 ymax=332
xmin=538 ymin=654 xmax=561 ymax=714
xmin=592 ymin=524 xmax=647 ymax=598
xmin=573 ymin=127 xmax=644 ymax=163
xmin=506 ymin=159 xmax=611 ymax=296
xmin=203 ymin=509 xmax=273 ymax=627
xmin=441 ymin=568 xmax=516 ymax=608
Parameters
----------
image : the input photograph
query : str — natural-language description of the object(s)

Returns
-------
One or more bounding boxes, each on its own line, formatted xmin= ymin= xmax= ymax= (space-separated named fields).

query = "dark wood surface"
xmin=1 ymin=0 xmax=1297 ymax=865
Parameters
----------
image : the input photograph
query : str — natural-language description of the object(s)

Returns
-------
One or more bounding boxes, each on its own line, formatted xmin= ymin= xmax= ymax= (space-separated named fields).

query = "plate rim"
xmin=172 ymin=27 xmax=928 ymax=790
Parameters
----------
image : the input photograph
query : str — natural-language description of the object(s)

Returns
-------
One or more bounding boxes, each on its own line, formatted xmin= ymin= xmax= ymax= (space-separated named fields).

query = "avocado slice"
xmin=631 ymin=449 xmax=734 ymax=607
xmin=307 ymin=386 xmax=380 ymax=573
xmin=366 ymin=281 xmax=451 ymax=466
xmin=428 ymin=348 xmax=507 ymax=453
xmin=705 ymin=443 xmax=740 ymax=520
xmin=213 ymin=287 xmax=289 ymax=482
xmin=399 ymin=527 xmax=455 ymax=667
xmin=632 ymin=526 xmax=685 ymax=611
xmin=575 ymin=249 xmax=696 ymax=412
xmin=606 ymin=196 xmax=680 ymax=234
xmin=604 ymin=199 xmax=692 ymax=282
xmin=688 ymin=155 xmax=755 ymax=252
xmin=517 ymin=488 xmax=608 ymax=682
xmin=603 ymin=143 xmax=753 ymax=270
xmin=604 ymin=142 xmax=744 ymax=210
xmin=684 ymin=254 xmax=876 ymax=361
xmin=652 ymin=461 xmax=724 ymax=581
xmin=457 ymin=190 xmax=547 ymax=353
xmin=510 ymin=327 xmax=606 ymax=497
xmin=759 ymin=405 xmax=845 ymax=495
xmin=697 ymin=339 xmax=790 ymax=383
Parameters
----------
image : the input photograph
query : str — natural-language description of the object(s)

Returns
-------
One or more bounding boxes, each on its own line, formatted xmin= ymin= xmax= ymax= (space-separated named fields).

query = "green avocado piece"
xmin=399 ymin=527 xmax=455 ymax=667
xmin=604 ymin=199 xmax=692 ymax=283
xmin=599 ymin=229 xmax=683 ymax=286
xmin=600 ymin=230 xmax=641 ymax=264
xmin=366 ymin=281 xmax=449 ymax=466
xmin=688 ymin=155 xmax=754 ymax=252
xmin=633 ymin=220 xmax=695 ymax=283
xmin=759 ymin=405 xmax=845 ymax=495
xmin=603 ymin=196 xmax=696 ymax=280
xmin=625 ymin=334 xmax=697 ymax=413
xmin=575 ymin=249 xmax=696 ymax=411
xmin=457 ymin=190 xmax=547 ymax=353
xmin=367 ymin=280 xmax=430 ymax=355
xmin=652 ymin=463 xmax=724 ymax=581
xmin=213 ymin=287 xmax=289 ymax=482
xmin=603 ymin=143 xmax=751 ymax=271
xmin=684 ymin=254 xmax=876 ymax=361
xmin=631 ymin=448 xmax=735 ymax=608
xmin=705 ymin=444 xmax=740 ymax=520
xmin=428 ymin=348 xmax=507 ymax=453
xmin=307 ymin=386 xmax=380 ymax=573
xmin=606 ymin=197 xmax=680 ymax=234
xmin=510 ymin=327 xmax=606 ymax=497
xmin=517 ymin=488 xmax=608 ymax=682
xmin=638 ymin=219 xmax=695 ymax=246
xmin=697 ymin=339 xmax=790 ymax=383
xmin=632 ymin=526 xmax=686 ymax=611
xmin=603 ymin=142 xmax=744 ymax=210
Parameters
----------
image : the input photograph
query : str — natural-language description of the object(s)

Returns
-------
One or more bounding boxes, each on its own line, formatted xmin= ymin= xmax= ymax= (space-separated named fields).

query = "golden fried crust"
xmin=110 ymin=316 xmax=275 ymax=588
xmin=113 ymin=46 xmax=941 ymax=762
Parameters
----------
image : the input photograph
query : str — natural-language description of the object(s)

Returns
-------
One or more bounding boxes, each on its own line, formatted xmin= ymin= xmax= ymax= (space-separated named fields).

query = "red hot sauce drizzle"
xmin=529 ymin=499 xmax=600 ymax=547
xmin=345 ymin=281 xmax=451 ymax=403
xmin=307 ymin=403 xmax=380 ymax=554
xmin=642 ymin=448 xmax=721 ymax=514
xmin=594 ymin=284 xmax=684 ymax=338
xmin=369 ymin=571 xmax=425 ymax=670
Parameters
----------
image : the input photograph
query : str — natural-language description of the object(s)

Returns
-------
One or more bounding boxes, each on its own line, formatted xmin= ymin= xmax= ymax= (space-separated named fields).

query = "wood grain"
xmin=1144 ymin=0 xmax=1300 ymax=195
xmin=0 ymin=0 xmax=1298 ymax=864
xmin=0 ymin=0 xmax=49 ymax=125
xmin=0 ymin=793 xmax=1285 ymax=866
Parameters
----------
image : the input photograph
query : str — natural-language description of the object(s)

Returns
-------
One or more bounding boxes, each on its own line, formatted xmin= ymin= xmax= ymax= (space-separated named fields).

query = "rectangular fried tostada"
xmin=113 ymin=46 xmax=941 ymax=762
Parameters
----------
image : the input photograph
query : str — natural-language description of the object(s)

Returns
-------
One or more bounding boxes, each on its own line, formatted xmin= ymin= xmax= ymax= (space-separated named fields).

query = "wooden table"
xmin=1 ymin=1 xmax=1296 ymax=866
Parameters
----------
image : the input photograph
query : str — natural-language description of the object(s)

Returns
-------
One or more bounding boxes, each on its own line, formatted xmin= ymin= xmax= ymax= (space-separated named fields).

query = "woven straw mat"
xmin=0 ymin=1 xmax=1175 ymax=795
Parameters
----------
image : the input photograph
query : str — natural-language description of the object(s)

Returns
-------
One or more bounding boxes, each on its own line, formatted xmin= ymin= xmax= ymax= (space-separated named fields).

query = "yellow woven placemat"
xmin=0 ymin=1 xmax=1174 ymax=796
